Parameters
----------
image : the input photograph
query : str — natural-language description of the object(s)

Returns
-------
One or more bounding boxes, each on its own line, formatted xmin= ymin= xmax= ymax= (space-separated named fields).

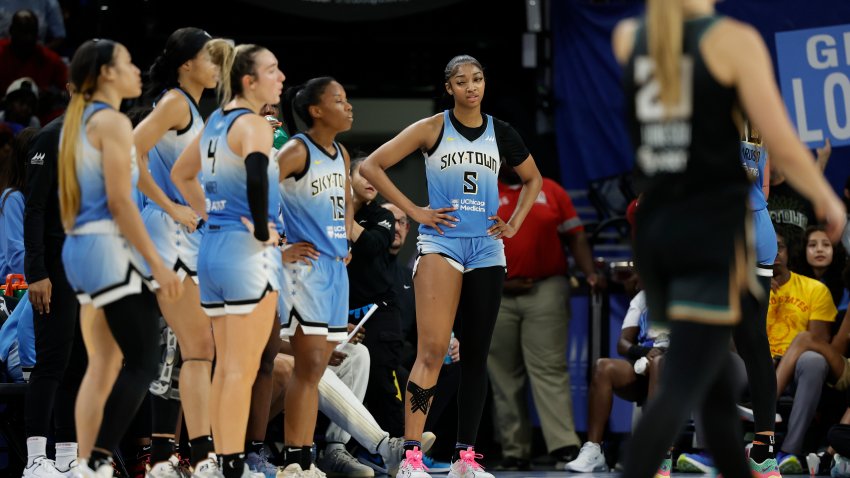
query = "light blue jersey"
xmin=148 ymin=88 xmax=204 ymax=208
xmin=61 ymin=102 xmax=152 ymax=307
xmin=143 ymin=88 xmax=205 ymax=280
xmin=197 ymin=107 xmax=282 ymax=316
xmin=279 ymin=133 xmax=348 ymax=258
xmin=741 ymin=141 xmax=777 ymax=269
xmin=420 ymin=110 xmax=501 ymax=238
xmin=71 ymin=102 xmax=140 ymax=228
xmin=200 ymin=108 xmax=281 ymax=229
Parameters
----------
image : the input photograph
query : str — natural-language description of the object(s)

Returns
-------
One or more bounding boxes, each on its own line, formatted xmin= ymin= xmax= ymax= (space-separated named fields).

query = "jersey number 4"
xmin=207 ymin=138 xmax=219 ymax=174
xmin=463 ymin=171 xmax=478 ymax=194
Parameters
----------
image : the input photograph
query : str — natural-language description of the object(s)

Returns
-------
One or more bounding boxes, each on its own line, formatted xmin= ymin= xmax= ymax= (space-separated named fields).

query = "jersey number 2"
xmin=463 ymin=171 xmax=478 ymax=194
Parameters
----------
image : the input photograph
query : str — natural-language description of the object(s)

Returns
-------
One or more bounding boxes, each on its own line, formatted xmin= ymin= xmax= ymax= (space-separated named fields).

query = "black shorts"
xmin=635 ymin=191 xmax=760 ymax=325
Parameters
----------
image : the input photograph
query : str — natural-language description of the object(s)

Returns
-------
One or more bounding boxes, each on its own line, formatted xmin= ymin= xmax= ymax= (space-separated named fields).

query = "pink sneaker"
xmin=448 ymin=448 xmax=493 ymax=478
xmin=396 ymin=447 xmax=430 ymax=478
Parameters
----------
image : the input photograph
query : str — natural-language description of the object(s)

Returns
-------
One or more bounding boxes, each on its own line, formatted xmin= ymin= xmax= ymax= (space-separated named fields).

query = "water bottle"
xmin=444 ymin=332 xmax=455 ymax=364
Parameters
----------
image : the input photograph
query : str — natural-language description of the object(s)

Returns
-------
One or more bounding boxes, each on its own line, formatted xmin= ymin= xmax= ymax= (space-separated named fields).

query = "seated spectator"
xmin=269 ymin=339 xmax=436 ymax=478
xmin=0 ymin=0 xmax=65 ymax=49
xmin=0 ymin=127 xmax=35 ymax=278
xmin=798 ymin=225 xmax=848 ymax=311
xmin=0 ymin=11 xmax=67 ymax=124
xmin=489 ymin=168 xmax=603 ymax=470
xmin=564 ymin=289 xmax=668 ymax=473
xmin=1 ymin=77 xmax=40 ymax=134
xmin=766 ymin=224 xmax=836 ymax=472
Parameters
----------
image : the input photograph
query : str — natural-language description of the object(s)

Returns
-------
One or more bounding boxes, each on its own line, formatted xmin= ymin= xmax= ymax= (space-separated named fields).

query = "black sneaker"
xmin=494 ymin=456 xmax=530 ymax=471
xmin=551 ymin=445 xmax=581 ymax=469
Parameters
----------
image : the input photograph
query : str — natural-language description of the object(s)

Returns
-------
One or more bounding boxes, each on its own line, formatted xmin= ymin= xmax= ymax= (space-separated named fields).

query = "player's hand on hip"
xmin=281 ymin=242 xmax=320 ymax=264
xmin=412 ymin=206 xmax=458 ymax=235
xmin=487 ymin=215 xmax=516 ymax=239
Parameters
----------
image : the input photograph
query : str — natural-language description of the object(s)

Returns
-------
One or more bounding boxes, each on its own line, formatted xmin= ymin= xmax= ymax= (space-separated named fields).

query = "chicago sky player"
xmin=360 ymin=55 xmax=542 ymax=478
xmin=276 ymin=76 xmax=354 ymax=478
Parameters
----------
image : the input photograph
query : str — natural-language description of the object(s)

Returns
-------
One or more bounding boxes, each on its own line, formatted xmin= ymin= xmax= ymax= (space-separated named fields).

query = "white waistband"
xmin=69 ymin=219 xmax=119 ymax=235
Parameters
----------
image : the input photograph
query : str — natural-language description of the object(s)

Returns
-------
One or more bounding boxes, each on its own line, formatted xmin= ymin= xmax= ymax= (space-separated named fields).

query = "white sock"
xmin=55 ymin=442 xmax=78 ymax=471
xmin=26 ymin=436 xmax=47 ymax=467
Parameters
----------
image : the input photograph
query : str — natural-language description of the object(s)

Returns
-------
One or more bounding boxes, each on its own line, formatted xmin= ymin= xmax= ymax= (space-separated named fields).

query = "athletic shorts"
xmin=415 ymin=234 xmax=506 ymax=274
xmin=62 ymin=221 xmax=153 ymax=308
xmin=635 ymin=191 xmax=758 ymax=325
xmin=279 ymin=255 xmax=348 ymax=342
xmin=142 ymin=205 xmax=203 ymax=283
xmin=198 ymin=228 xmax=282 ymax=317
xmin=753 ymin=207 xmax=777 ymax=276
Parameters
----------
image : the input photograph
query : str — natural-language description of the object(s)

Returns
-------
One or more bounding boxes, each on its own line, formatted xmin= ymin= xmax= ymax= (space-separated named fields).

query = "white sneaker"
xmin=23 ymin=456 xmax=66 ymax=478
xmin=447 ymin=448 xmax=492 ymax=478
xmin=70 ymin=459 xmax=113 ymax=478
xmin=834 ymin=454 xmax=850 ymax=478
xmin=192 ymin=456 xmax=223 ymax=478
xmin=57 ymin=458 xmax=79 ymax=478
xmin=318 ymin=449 xmax=374 ymax=478
xmin=147 ymin=456 xmax=183 ymax=478
xmin=396 ymin=447 xmax=430 ymax=478
xmin=564 ymin=442 xmax=607 ymax=473
xmin=276 ymin=463 xmax=303 ymax=478
xmin=383 ymin=434 xmax=437 ymax=478
xmin=303 ymin=464 xmax=327 ymax=478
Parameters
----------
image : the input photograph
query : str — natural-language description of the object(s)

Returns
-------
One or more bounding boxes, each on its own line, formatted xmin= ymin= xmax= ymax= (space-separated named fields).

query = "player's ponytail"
xmin=206 ymin=38 xmax=235 ymax=105
xmin=280 ymin=77 xmax=335 ymax=133
xmin=60 ymin=39 xmax=117 ymax=231
xmin=145 ymin=27 xmax=212 ymax=102
xmin=647 ymin=0 xmax=683 ymax=116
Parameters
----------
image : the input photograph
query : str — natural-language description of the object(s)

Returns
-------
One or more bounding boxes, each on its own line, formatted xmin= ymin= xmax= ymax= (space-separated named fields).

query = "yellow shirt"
xmin=767 ymin=272 xmax=837 ymax=356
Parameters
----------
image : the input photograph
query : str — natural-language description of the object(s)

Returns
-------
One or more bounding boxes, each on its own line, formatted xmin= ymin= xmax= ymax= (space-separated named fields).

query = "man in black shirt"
xmin=767 ymin=140 xmax=831 ymax=232
xmin=22 ymin=113 xmax=86 ymax=476
xmin=346 ymin=157 xmax=403 ymax=438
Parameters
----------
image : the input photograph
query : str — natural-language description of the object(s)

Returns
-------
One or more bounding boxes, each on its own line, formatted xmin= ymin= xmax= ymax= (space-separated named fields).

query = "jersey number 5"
xmin=329 ymin=195 xmax=345 ymax=220
xmin=463 ymin=171 xmax=478 ymax=194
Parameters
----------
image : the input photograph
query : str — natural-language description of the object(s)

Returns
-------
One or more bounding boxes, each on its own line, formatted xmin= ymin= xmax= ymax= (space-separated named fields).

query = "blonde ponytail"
xmin=59 ymin=93 xmax=88 ymax=231
xmin=206 ymin=38 xmax=235 ymax=105
xmin=647 ymin=0 xmax=683 ymax=114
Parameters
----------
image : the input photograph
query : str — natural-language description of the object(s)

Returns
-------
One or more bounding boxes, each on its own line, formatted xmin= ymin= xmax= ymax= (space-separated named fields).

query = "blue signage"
xmin=776 ymin=24 xmax=850 ymax=147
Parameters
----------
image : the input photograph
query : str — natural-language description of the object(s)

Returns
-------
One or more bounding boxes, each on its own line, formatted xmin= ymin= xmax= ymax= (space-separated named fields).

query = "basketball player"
xmin=58 ymin=39 xmax=183 ymax=477
xmin=611 ymin=1 xmax=845 ymax=477
xmin=171 ymin=44 xmax=285 ymax=478
xmin=133 ymin=28 xmax=224 ymax=477
xmin=359 ymin=55 xmax=543 ymax=478
xmin=275 ymin=76 xmax=353 ymax=478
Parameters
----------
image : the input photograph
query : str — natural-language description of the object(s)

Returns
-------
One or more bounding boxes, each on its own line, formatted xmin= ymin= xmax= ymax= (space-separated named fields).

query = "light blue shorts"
xmin=753 ymin=207 xmax=777 ymax=276
xmin=415 ymin=234 xmax=506 ymax=273
xmin=198 ymin=228 xmax=282 ymax=317
xmin=279 ymin=256 xmax=349 ymax=342
xmin=142 ymin=206 xmax=203 ymax=283
xmin=62 ymin=224 xmax=153 ymax=308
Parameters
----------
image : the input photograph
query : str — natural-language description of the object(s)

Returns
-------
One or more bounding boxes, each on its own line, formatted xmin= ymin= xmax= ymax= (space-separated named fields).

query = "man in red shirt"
xmin=489 ymin=166 xmax=603 ymax=470
xmin=0 ymin=10 xmax=67 ymax=124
